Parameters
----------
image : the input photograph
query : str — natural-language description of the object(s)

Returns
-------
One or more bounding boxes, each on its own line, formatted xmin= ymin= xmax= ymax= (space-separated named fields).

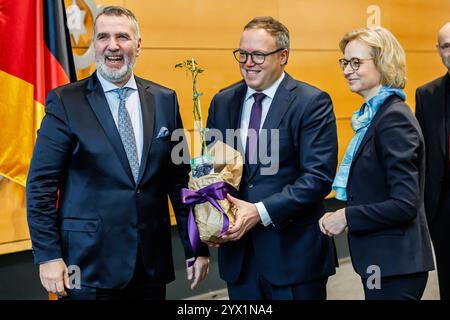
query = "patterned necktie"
xmin=246 ymin=92 xmax=266 ymax=164
xmin=114 ymin=87 xmax=140 ymax=183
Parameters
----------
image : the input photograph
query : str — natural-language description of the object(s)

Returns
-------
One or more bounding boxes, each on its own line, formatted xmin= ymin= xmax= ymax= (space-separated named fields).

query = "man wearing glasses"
xmin=415 ymin=21 xmax=450 ymax=300
xmin=206 ymin=16 xmax=338 ymax=300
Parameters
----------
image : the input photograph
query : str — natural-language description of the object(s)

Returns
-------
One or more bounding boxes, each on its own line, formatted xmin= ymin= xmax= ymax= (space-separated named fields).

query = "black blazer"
xmin=206 ymin=74 xmax=338 ymax=285
xmin=415 ymin=74 xmax=449 ymax=224
xmin=345 ymin=95 xmax=434 ymax=278
xmin=26 ymin=73 xmax=207 ymax=289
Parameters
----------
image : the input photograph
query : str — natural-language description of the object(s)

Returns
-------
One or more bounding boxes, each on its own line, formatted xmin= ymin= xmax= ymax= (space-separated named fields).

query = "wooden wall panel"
xmin=134 ymin=49 xmax=242 ymax=130
xmin=390 ymin=0 xmax=450 ymax=51
xmin=0 ymin=179 xmax=30 ymax=253
xmin=279 ymin=0 xmax=390 ymax=50
xmin=286 ymin=51 xmax=362 ymax=119
xmin=405 ymin=51 xmax=448 ymax=109
xmin=125 ymin=0 xmax=277 ymax=49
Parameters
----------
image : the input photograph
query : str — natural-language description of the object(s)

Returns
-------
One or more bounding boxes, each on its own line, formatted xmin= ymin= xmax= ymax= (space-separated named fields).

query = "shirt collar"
xmin=244 ymin=72 xmax=285 ymax=102
xmin=96 ymin=71 xmax=138 ymax=92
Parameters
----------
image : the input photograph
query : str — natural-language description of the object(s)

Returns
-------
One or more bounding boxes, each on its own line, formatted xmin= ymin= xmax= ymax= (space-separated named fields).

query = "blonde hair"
xmin=339 ymin=26 xmax=407 ymax=89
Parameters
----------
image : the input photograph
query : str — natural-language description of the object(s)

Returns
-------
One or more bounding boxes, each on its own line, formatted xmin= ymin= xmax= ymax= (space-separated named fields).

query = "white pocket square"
xmin=156 ymin=126 xmax=170 ymax=138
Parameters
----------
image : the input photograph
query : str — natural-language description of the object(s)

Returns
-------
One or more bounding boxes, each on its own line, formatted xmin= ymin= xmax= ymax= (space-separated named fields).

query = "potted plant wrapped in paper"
xmin=175 ymin=59 xmax=243 ymax=253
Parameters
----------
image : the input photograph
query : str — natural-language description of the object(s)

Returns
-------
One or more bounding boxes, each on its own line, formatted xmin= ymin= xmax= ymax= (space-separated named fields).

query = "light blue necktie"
xmin=113 ymin=87 xmax=140 ymax=183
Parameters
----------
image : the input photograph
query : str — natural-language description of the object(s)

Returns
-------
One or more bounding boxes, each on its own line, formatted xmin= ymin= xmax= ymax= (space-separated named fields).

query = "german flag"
xmin=0 ymin=0 xmax=76 ymax=255
xmin=0 ymin=0 xmax=76 ymax=186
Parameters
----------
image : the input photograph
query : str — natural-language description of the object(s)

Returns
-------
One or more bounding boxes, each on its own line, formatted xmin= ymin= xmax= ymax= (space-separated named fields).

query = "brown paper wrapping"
xmin=188 ymin=140 xmax=243 ymax=243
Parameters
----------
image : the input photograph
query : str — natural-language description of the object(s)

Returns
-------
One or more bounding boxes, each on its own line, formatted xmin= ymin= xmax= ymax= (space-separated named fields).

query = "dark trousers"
xmin=64 ymin=249 xmax=166 ymax=300
xmin=362 ymin=272 xmax=428 ymax=300
xmin=430 ymin=185 xmax=450 ymax=300
xmin=227 ymin=243 xmax=328 ymax=300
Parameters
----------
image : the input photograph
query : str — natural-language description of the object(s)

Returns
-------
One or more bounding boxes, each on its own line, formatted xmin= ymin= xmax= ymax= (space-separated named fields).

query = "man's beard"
xmin=96 ymin=51 xmax=136 ymax=84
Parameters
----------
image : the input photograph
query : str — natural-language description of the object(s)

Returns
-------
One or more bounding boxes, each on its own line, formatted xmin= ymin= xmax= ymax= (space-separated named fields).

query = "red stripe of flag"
xmin=0 ymin=0 xmax=76 ymax=105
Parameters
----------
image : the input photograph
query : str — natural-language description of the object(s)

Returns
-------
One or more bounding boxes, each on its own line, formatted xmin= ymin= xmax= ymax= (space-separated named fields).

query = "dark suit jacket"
xmin=26 ymin=73 xmax=207 ymax=289
xmin=206 ymin=74 xmax=338 ymax=285
xmin=415 ymin=74 xmax=449 ymax=224
xmin=345 ymin=95 xmax=434 ymax=278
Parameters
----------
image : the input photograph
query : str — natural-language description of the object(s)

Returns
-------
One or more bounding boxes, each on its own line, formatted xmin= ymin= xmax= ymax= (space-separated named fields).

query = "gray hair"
xmin=93 ymin=6 xmax=140 ymax=41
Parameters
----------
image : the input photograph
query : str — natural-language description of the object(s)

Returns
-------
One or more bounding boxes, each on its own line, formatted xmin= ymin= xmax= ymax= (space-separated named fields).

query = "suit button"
xmin=137 ymin=189 xmax=141 ymax=194
xmin=248 ymin=184 xmax=254 ymax=189
xmin=348 ymin=195 xmax=354 ymax=201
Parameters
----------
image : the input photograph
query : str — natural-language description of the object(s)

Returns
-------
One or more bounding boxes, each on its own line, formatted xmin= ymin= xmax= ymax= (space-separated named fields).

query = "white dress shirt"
xmin=240 ymin=72 xmax=285 ymax=226
xmin=96 ymin=71 xmax=144 ymax=165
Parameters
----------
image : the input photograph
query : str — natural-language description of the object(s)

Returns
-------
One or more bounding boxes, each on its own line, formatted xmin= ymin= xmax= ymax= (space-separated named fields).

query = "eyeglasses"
xmin=339 ymin=57 xmax=373 ymax=71
xmin=233 ymin=48 xmax=285 ymax=65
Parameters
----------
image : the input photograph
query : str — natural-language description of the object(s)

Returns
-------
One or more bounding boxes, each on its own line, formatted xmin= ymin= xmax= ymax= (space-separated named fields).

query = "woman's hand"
xmin=319 ymin=208 xmax=347 ymax=237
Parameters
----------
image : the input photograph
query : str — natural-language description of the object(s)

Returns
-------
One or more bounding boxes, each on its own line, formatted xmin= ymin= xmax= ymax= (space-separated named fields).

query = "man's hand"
xmin=319 ymin=212 xmax=334 ymax=236
xmin=187 ymin=256 xmax=209 ymax=290
xmin=221 ymin=194 xmax=261 ymax=242
xmin=319 ymin=208 xmax=347 ymax=237
xmin=39 ymin=260 xmax=70 ymax=297
xmin=204 ymin=241 xmax=221 ymax=248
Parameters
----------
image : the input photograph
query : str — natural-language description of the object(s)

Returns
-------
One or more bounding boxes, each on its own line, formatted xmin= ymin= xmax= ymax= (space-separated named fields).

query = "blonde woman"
xmin=319 ymin=27 xmax=434 ymax=299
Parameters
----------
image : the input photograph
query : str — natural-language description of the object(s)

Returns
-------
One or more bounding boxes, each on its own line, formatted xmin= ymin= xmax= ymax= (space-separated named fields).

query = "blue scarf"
xmin=332 ymin=86 xmax=406 ymax=201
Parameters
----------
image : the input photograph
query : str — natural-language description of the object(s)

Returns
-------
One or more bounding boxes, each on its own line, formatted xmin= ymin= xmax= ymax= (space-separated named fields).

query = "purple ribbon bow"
xmin=181 ymin=181 xmax=238 ymax=265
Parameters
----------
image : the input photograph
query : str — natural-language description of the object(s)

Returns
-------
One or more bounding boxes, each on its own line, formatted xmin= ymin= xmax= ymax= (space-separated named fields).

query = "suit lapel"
xmin=229 ymin=81 xmax=247 ymax=130
xmin=227 ymin=82 xmax=247 ymax=154
xmin=437 ymin=75 xmax=448 ymax=157
xmin=86 ymin=73 xmax=135 ymax=183
xmin=135 ymin=77 xmax=155 ymax=186
xmin=350 ymin=127 xmax=374 ymax=168
xmin=350 ymin=95 xmax=400 ymax=172
xmin=247 ymin=74 xmax=295 ymax=181
xmin=261 ymin=75 xmax=293 ymax=130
